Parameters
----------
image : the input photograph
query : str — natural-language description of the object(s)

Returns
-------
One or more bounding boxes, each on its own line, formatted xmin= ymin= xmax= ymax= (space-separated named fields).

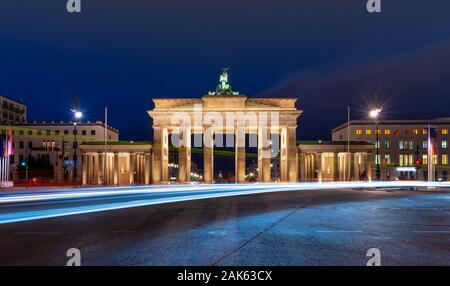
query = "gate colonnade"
xmin=149 ymin=95 xmax=302 ymax=184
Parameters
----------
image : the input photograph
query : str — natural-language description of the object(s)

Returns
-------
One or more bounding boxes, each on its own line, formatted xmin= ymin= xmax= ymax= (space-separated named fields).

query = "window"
xmin=412 ymin=129 xmax=419 ymax=135
xmin=375 ymin=154 xmax=381 ymax=165
xmin=64 ymin=130 xmax=69 ymax=135
xmin=443 ymin=155 xmax=448 ymax=165
xmin=82 ymin=130 xmax=87 ymax=136
xmin=28 ymin=141 xmax=32 ymax=149
xmin=355 ymin=129 xmax=362 ymax=135
xmin=384 ymin=141 xmax=390 ymax=149
xmin=46 ymin=130 xmax=51 ymax=135
xmin=384 ymin=129 xmax=391 ymax=135
xmin=55 ymin=130 xmax=60 ymax=135
xmin=375 ymin=141 xmax=380 ymax=148
xmin=399 ymin=154 xmax=414 ymax=166
xmin=376 ymin=129 xmax=381 ymax=135
xmin=37 ymin=130 xmax=42 ymax=135
xmin=19 ymin=141 xmax=24 ymax=149
xmin=399 ymin=141 xmax=413 ymax=151
xmin=443 ymin=129 xmax=449 ymax=135
xmin=404 ymin=129 xmax=410 ymax=135
xmin=384 ymin=154 xmax=391 ymax=165
xmin=443 ymin=141 xmax=448 ymax=149
xmin=423 ymin=129 xmax=428 ymax=135
xmin=365 ymin=129 xmax=372 ymax=135
xmin=423 ymin=141 xmax=428 ymax=149
xmin=28 ymin=130 xmax=33 ymax=136
xmin=433 ymin=155 xmax=438 ymax=165
xmin=91 ymin=130 xmax=96 ymax=136
xmin=394 ymin=129 xmax=399 ymax=135
xmin=19 ymin=130 xmax=24 ymax=136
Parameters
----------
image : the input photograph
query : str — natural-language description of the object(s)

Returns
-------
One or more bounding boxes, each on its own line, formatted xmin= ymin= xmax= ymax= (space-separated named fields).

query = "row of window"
xmin=374 ymin=140 xmax=447 ymax=150
xmin=5 ymin=129 xmax=97 ymax=136
xmin=376 ymin=154 xmax=449 ymax=166
xmin=10 ymin=154 xmax=78 ymax=165
xmin=356 ymin=128 xmax=449 ymax=136
xmin=14 ymin=140 xmax=79 ymax=150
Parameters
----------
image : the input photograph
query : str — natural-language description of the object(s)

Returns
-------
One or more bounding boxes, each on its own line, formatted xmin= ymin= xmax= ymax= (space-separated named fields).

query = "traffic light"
xmin=415 ymin=160 xmax=422 ymax=170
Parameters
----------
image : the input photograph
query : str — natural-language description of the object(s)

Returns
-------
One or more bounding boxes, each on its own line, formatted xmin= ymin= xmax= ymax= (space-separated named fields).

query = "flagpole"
xmin=104 ymin=107 xmax=108 ymax=185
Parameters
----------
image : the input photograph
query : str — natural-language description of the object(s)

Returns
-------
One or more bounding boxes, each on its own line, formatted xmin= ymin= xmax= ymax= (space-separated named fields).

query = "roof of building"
xmin=9 ymin=121 xmax=119 ymax=133
xmin=0 ymin=95 xmax=26 ymax=106
xmin=81 ymin=141 xmax=151 ymax=146
xmin=298 ymin=140 xmax=372 ymax=146
xmin=332 ymin=118 xmax=450 ymax=133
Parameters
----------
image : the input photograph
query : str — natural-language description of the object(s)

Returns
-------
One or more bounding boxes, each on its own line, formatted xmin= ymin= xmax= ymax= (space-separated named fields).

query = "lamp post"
xmin=370 ymin=107 xmax=382 ymax=180
xmin=73 ymin=111 xmax=82 ymax=184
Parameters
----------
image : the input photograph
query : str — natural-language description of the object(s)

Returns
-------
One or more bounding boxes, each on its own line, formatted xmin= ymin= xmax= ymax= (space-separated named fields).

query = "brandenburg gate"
xmin=149 ymin=69 xmax=302 ymax=184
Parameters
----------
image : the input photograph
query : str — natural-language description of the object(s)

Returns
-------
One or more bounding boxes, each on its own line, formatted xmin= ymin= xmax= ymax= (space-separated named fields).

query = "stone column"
xmin=129 ymin=153 xmax=136 ymax=185
xmin=138 ymin=154 xmax=143 ymax=184
xmin=333 ymin=153 xmax=339 ymax=181
xmin=87 ymin=154 xmax=93 ymax=185
xmin=203 ymin=130 xmax=214 ymax=183
xmin=280 ymin=128 xmax=288 ymax=182
xmin=145 ymin=153 xmax=151 ymax=185
xmin=366 ymin=152 xmax=373 ymax=181
xmin=287 ymin=126 xmax=298 ymax=182
xmin=82 ymin=154 xmax=88 ymax=185
xmin=315 ymin=153 xmax=322 ymax=182
xmin=113 ymin=152 xmax=119 ymax=185
xmin=94 ymin=153 xmax=100 ymax=185
xmin=106 ymin=153 xmax=113 ymax=185
xmin=178 ymin=128 xmax=191 ymax=183
xmin=152 ymin=127 xmax=169 ymax=184
xmin=339 ymin=152 xmax=352 ymax=181
xmin=235 ymin=127 xmax=246 ymax=183
xmin=298 ymin=153 xmax=306 ymax=182
xmin=349 ymin=152 xmax=355 ymax=181
xmin=258 ymin=127 xmax=271 ymax=183
xmin=304 ymin=154 xmax=309 ymax=181
xmin=98 ymin=153 xmax=105 ymax=185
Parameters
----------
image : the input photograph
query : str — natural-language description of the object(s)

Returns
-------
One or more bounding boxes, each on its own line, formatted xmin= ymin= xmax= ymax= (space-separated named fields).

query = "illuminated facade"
xmin=298 ymin=141 xmax=374 ymax=182
xmin=332 ymin=118 xmax=450 ymax=181
xmin=149 ymin=69 xmax=302 ymax=184
xmin=79 ymin=70 xmax=377 ymax=186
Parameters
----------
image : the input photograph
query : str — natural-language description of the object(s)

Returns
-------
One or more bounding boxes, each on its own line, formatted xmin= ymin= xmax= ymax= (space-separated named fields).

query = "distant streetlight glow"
xmin=74 ymin=111 xmax=83 ymax=119
xmin=369 ymin=108 xmax=382 ymax=119
xmin=369 ymin=107 xmax=382 ymax=180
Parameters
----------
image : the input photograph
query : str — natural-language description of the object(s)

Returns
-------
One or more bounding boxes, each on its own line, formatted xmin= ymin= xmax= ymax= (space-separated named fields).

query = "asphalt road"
xmin=0 ymin=188 xmax=449 ymax=266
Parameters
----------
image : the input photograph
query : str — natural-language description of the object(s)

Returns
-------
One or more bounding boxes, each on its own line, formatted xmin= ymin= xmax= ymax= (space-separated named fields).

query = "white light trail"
xmin=0 ymin=181 xmax=449 ymax=225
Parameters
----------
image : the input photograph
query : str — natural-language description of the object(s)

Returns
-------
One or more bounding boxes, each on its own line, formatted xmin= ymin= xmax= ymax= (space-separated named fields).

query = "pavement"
xmin=0 ymin=187 xmax=449 ymax=266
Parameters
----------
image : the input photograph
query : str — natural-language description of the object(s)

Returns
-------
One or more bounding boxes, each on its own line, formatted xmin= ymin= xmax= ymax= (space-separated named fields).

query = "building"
xmin=0 ymin=129 xmax=14 ymax=187
xmin=80 ymin=141 xmax=152 ymax=186
xmin=298 ymin=141 xmax=374 ymax=182
xmin=148 ymin=68 xmax=301 ymax=184
xmin=0 ymin=95 xmax=27 ymax=124
xmin=3 ymin=121 xmax=119 ymax=184
xmin=332 ymin=118 xmax=450 ymax=181
xmin=79 ymin=70 xmax=377 ymax=186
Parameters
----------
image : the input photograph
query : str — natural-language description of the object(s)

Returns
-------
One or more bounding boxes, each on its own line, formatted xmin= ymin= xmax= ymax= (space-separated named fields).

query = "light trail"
xmin=0 ymin=181 xmax=448 ymax=225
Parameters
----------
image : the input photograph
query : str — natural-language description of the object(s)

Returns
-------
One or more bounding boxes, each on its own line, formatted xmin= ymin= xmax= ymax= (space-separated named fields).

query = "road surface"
xmin=0 ymin=184 xmax=449 ymax=266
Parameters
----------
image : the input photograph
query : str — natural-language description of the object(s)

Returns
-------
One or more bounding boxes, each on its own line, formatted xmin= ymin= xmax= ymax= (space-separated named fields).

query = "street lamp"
xmin=370 ymin=107 xmax=382 ymax=180
xmin=72 ymin=110 xmax=82 ymax=184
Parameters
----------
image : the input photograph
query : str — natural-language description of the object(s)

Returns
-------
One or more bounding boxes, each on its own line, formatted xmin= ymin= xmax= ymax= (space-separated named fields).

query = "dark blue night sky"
xmin=1 ymin=0 xmax=450 ymax=141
